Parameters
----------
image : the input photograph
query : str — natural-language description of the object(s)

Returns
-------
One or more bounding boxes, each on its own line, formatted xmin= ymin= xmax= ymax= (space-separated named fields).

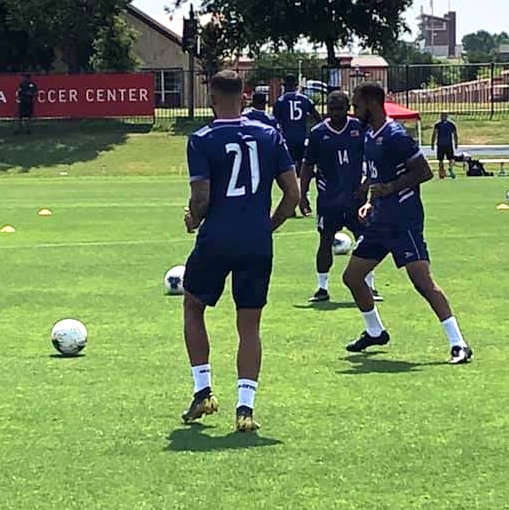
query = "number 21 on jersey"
xmin=225 ymin=142 xmax=260 ymax=197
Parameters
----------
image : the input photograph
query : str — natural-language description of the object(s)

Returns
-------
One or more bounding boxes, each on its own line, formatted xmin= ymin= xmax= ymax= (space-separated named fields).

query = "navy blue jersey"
xmin=242 ymin=108 xmax=279 ymax=130
xmin=434 ymin=119 xmax=457 ymax=146
xmin=187 ymin=118 xmax=295 ymax=257
xmin=303 ymin=117 xmax=365 ymax=210
xmin=365 ymin=119 xmax=424 ymax=227
xmin=18 ymin=80 xmax=37 ymax=104
xmin=272 ymin=92 xmax=318 ymax=146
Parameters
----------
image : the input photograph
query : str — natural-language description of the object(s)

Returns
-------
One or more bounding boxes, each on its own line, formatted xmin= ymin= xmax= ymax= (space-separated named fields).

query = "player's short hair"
xmin=354 ymin=82 xmax=385 ymax=107
xmin=252 ymin=92 xmax=267 ymax=107
xmin=210 ymin=70 xmax=243 ymax=96
xmin=284 ymin=74 xmax=297 ymax=87
xmin=327 ymin=90 xmax=350 ymax=108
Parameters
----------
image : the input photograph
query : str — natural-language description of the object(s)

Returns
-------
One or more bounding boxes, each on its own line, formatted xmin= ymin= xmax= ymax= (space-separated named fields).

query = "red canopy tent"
xmin=384 ymin=102 xmax=422 ymax=144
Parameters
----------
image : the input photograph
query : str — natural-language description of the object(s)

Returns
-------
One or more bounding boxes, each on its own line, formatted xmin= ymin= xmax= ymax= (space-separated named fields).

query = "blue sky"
xmin=132 ymin=0 xmax=509 ymax=43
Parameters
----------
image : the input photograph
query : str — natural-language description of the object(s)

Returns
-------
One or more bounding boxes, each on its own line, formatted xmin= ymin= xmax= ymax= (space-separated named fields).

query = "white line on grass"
xmin=0 ymin=230 xmax=316 ymax=251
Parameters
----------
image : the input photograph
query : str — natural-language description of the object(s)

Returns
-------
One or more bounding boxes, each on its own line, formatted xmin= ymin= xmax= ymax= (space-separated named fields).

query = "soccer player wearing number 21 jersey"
xmin=181 ymin=71 xmax=299 ymax=431
xmin=343 ymin=83 xmax=472 ymax=364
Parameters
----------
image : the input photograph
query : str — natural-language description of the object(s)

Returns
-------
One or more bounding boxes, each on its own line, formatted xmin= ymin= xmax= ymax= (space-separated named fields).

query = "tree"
xmin=90 ymin=15 xmax=139 ymax=72
xmin=0 ymin=0 xmax=54 ymax=72
xmin=172 ymin=0 xmax=413 ymax=65
xmin=3 ymin=0 xmax=136 ymax=72
xmin=384 ymin=41 xmax=435 ymax=92
xmin=384 ymin=41 xmax=434 ymax=66
xmin=198 ymin=18 xmax=233 ymax=82
xmin=246 ymin=51 xmax=321 ymax=88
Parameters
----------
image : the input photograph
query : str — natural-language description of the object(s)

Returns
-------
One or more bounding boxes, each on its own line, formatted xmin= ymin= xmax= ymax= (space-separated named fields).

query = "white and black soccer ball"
xmin=332 ymin=232 xmax=353 ymax=256
xmin=164 ymin=265 xmax=186 ymax=295
xmin=51 ymin=319 xmax=87 ymax=356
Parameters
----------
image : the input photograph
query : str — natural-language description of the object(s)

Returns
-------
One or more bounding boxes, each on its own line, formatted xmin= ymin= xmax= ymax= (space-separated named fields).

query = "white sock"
xmin=191 ymin=364 xmax=211 ymax=393
xmin=365 ymin=271 xmax=375 ymax=290
xmin=362 ymin=307 xmax=385 ymax=337
xmin=441 ymin=317 xmax=467 ymax=347
xmin=237 ymin=379 xmax=258 ymax=409
xmin=317 ymin=272 xmax=329 ymax=290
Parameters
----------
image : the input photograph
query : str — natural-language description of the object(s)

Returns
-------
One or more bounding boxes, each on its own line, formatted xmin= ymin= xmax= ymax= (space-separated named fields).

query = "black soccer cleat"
xmin=449 ymin=345 xmax=473 ymax=364
xmin=346 ymin=330 xmax=391 ymax=352
xmin=235 ymin=406 xmax=260 ymax=432
xmin=371 ymin=288 xmax=384 ymax=302
xmin=309 ymin=288 xmax=330 ymax=303
xmin=181 ymin=387 xmax=218 ymax=424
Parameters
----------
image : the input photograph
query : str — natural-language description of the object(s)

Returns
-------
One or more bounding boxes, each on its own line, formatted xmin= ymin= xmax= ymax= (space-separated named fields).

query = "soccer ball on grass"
xmin=51 ymin=319 xmax=87 ymax=356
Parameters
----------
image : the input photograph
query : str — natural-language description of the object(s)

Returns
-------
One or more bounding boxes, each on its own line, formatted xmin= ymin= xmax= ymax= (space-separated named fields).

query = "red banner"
xmin=0 ymin=73 xmax=154 ymax=118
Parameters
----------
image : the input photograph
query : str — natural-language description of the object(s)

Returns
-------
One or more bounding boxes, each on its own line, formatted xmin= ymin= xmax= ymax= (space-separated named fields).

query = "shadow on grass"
xmin=165 ymin=423 xmax=283 ymax=452
xmin=0 ymin=119 xmax=151 ymax=173
xmin=293 ymin=301 xmax=357 ymax=311
xmin=48 ymin=353 xmax=86 ymax=359
xmin=168 ymin=117 xmax=212 ymax=136
xmin=337 ymin=351 xmax=446 ymax=375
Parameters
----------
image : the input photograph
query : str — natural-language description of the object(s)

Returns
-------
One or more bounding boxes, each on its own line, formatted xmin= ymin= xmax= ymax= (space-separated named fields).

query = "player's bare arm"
xmin=271 ymin=169 xmax=300 ymax=231
xmin=185 ymin=179 xmax=210 ymax=232
xmin=311 ymin=109 xmax=322 ymax=124
xmin=299 ymin=161 xmax=315 ymax=215
xmin=431 ymin=127 xmax=437 ymax=149
xmin=370 ymin=155 xmax=433 ymax=198
xmin=453 ymin=125 xmax=459 ymax=149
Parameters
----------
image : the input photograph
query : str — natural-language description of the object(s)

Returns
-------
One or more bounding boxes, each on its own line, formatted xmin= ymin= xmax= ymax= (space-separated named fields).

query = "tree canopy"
xmin=173 ymin=0 xmax=413 ymax=65
xmin=2 ymin=0 xmax=138 ymax=72
xmin=462 ymin=30 xmax=509 ymax=63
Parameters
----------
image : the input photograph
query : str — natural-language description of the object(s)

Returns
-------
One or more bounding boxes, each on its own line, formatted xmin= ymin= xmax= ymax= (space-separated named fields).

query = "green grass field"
xmin=1 ymin=130 xmax=509 ymax=509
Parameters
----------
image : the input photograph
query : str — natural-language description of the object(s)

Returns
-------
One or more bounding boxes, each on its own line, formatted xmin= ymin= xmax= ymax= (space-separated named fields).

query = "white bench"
xmin=428 ymin=159 xmax=509 ymax=176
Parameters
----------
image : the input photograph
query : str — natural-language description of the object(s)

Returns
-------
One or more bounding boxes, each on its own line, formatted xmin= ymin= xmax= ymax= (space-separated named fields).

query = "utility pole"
xmin=183 ymin=5 xmax=198 ymax=119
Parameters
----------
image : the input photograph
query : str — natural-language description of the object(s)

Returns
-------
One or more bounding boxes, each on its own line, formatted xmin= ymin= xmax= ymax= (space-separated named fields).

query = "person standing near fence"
xmin=431 ymin=111 xmax=458 ymax=179
xmin=16 ymin=74 xmax=38 ymax=135
xmin=243 ymin=92 xmax=279 ymax=129
xmin=272 ymin=75 xmax=321 ymax=174
xmin=273 ymin=74 xmax=321 ymax=216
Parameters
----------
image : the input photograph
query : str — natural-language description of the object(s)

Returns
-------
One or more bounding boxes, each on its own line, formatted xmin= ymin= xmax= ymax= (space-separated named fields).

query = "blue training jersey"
xmin=187 ymin=118 xmax=295 ymax=257
xmin=242 ymin=108 xmax=279 ymax=130
xmin=434 ymin=119 xmax=457 ymax=147
xmin=364 ymin=119 xmax=424 ymax=228
xmin=303 ymin=117 xmax=365 ymax=211
xmin=272 ymin=91 xmax=318 ymax=146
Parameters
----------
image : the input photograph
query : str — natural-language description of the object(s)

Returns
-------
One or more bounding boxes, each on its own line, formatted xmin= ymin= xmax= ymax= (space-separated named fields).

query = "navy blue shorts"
xmin=184 ymin=247 xmax=273 ymax=309
xmin=437 ymin=145 xmax=454 ymax=162
xmin=317 ymin=207 xmax=365 ymax=239
xmin=287 ymin=143 xmax=305 ymax=173
xmin=353 ymin=224 xmax=430 ymax=268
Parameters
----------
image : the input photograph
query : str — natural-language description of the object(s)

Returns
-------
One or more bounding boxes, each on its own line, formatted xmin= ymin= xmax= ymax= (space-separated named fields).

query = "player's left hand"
xmin=184 ymin=207 xmax=199 ymax=233
xmin=370 ymin=183 xmax=395 ymax=198
xmin=299 ymin=196 xmax=312 ymax=217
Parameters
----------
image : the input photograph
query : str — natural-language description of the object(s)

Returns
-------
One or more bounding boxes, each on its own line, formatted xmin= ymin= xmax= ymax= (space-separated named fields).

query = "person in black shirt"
xmin=431 ymin=111 xmax=458 ymax=179
xmin=17 ymin=74 xmax=38 ymax=134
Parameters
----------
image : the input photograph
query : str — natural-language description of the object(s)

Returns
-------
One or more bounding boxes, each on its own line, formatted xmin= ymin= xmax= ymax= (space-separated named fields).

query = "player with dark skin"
xmin=299 ymin=92 xmax=380 ymax=302
xmin=342 ymin=82 xmax=472 ymax=364
xmin=301 ymin=93 xmax=358 ymax=274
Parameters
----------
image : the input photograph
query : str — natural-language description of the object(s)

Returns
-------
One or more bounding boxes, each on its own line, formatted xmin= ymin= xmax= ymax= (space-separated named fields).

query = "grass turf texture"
xmin=1 ymin=133 xmax=509 ymax=509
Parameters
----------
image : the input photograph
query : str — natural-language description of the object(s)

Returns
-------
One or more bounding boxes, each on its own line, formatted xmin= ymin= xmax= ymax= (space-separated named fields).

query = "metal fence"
xmin=154 ymin=62 xmax=509 ymax=121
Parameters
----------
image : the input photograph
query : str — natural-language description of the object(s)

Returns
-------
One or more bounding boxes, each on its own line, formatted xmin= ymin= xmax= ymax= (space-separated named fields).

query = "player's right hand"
xmin=184 ymin=207 xmax=198 ymax=233
xmin=299 ymin=197 xmax=312 ymax=217
xmin=358 ymin=202 xmax=372 ymax=222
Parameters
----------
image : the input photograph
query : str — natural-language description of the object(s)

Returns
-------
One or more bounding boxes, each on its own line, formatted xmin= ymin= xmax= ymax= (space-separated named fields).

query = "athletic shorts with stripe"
xmin=352 ymin=224 xmax=430 ymax=268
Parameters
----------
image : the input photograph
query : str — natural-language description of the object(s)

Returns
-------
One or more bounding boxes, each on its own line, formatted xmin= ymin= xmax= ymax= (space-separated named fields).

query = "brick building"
xmin=419 ymin=10 xmax=458 ymax=58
